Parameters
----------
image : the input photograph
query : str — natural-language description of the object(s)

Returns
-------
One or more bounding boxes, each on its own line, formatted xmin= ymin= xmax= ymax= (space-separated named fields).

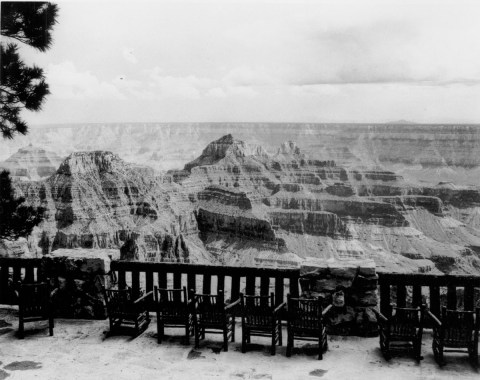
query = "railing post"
xmin=231 ymin=275 xmax=240 ymax=302
xmin=275 ymin=276 xmax=284 ymax=306
xmin=246 ymin=275 xmax=256 ymax=296
xmin=379 ymin=281 xmax=391 ymax=317
xmin=289 ymin=275 xmax=299 ymax=298
xmin=217 ymin=275 xmax=225 ymax=298
xmin=187 ymin=272 xmax=196 ymax=295
xmin=412 ymin=285 xmax=422 ymax=308
xmin=429 ymin=285 xmax=440 ymax=317
xmin=447 ymin=285 xmax=457 ymax=310
xmin=396 ymin=284 xmax=406 ymax=308
xmin=131 ymin=270 xmax=140 ymax=296
xmin=0 ymin=264 xmax=9 ymax=304
xmin=464 ymin=285 xmax=474 ymax=311
xmin=118 ymin=269 xmax=127 ymax=289
xmin=203 ymin=274 xmax=211 ymax=294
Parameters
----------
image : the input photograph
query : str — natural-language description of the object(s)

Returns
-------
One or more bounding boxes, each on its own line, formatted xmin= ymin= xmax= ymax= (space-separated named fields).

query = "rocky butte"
xmin=2 ymin=128 xmax=480 ymax=275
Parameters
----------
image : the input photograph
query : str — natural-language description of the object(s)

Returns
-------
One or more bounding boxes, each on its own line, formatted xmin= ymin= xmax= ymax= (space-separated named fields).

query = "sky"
xmin=12 ymin=0 xmax=480 ymax=125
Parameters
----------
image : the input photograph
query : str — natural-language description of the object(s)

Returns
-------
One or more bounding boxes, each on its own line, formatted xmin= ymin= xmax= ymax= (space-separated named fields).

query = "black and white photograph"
xmin=0 ymin=0 xmax=479 ymax=378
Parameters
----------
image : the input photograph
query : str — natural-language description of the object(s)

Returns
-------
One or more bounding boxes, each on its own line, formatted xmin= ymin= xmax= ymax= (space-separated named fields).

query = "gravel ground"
xmin=0 ymin=306 xmax=478 ymax=380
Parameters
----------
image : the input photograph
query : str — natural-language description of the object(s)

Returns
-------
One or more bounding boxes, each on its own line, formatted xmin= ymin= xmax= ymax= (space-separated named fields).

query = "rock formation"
xmin=15 ymin=151 xmax=213 ymax=263
xmin=0 ymin=144 xmax=63 ymax=181
xmin=4 ymin=127 xmax=480 ymax=275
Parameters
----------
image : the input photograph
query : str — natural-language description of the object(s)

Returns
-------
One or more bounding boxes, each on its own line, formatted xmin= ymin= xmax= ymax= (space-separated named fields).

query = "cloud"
xmin=122 ymin=47 xmax=138 ymax=64
xmin=46 ymin=61 xmax=125 ymax=100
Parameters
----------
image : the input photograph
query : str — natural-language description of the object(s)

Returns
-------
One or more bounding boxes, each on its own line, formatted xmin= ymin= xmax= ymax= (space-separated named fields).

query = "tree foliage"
xmin=1 ymin=2 xmax=58 ymax=139
xmin=0 ymin=170 xmax=44 ymax=241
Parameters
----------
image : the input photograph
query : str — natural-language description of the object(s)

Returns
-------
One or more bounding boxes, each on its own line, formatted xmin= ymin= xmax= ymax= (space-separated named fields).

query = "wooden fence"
xmin=0 ymin=257 xmax=42 ymax=304
xmin=1 ymin=258 xmax=480 ymax=319
xmin=110 ymin=261 xmax=300 ymax=309
xmin=377 ymin=273 xmax=480 ymax=318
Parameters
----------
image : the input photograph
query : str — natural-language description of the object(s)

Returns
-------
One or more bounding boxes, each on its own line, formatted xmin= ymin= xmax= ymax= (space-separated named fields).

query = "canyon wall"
xmin=2 ymin=124 xmax=480 ymax=275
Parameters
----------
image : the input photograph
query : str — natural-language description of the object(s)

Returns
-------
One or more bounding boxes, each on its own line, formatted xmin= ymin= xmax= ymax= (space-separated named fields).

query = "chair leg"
xmin=18 ymin=319 xmax=24 ymax=339
xmin=286 ymin=331 xmax=293 ymax=357
xmin=49 ymin=316 xmax=54 ymax=336
xmin=223 ymin=328 xmax=228 ymax=352
xmin=231 ymin=317 xmax=236 ymax=342
xmin=271 ymin=328 xmax=276 ymax=356
xmin=318 ymin=335 xmax=323 ymax=360
xmin=185 ymin=321 xmax=190 ymax=345
xmin=278 ymin=320 xmax=283 ymax=346
xmin=242 ymin=329 xmax=247 ymax=353
xmin=195 ymin=324 xmax=200 ymax=349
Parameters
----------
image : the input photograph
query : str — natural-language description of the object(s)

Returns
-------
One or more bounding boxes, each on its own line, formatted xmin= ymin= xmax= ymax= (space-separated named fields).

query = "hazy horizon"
xmin=8 ymin=0 xmax=480 ymax=127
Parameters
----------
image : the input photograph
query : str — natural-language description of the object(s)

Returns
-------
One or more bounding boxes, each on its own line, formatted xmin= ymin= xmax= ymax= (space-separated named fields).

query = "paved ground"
xmin=0 ymin=306 xmax=478 ymax=380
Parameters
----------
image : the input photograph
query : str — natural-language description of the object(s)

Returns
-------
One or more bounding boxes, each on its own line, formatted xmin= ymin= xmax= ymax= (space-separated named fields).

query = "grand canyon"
xmin=1 ymin=123 xmax=480 ymax=275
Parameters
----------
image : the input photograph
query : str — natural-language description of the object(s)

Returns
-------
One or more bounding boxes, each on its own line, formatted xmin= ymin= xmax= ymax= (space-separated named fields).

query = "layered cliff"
xmin=16 ymin=151 xmax=213 ymax=263
xmin=0 ymin=144 xmax=63 ymax=181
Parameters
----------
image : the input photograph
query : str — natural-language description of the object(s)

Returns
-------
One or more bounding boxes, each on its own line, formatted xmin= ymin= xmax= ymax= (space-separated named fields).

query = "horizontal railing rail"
xmin=0 ymin=257 xmax=43 ymax=305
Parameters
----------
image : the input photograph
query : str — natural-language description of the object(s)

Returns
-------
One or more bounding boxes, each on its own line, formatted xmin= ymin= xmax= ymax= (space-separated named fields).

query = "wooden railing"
xmin=0 ymin=257 xmax=42 ymax=304
xmin=110 ymin=261 xmax=300 ymax=309
xmin=378 ymin=273 xmax=480 ymax=318
xmin=1 ymin=257 xmax=479 ymax=320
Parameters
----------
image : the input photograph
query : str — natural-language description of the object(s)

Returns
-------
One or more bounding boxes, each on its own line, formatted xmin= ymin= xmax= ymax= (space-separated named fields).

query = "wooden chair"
xmin=154 ymin=286 xmax=194 ymax=344
xmin=103 ymin=287 xmax=152 ymax=337
xmin=373 ymin=304 xmax=425 ymax=361
xmin=240 ymin=293 xmax=286 ymax=355
xmin=429 ymin=306 xmax=479 ymax=366
xmin=17 ymin=282 xmax=54 ymax=339
xmin=286 ymin=294 xmax=332 ymax=360
xmin=193 ymin=290 xmax=239 ymax=351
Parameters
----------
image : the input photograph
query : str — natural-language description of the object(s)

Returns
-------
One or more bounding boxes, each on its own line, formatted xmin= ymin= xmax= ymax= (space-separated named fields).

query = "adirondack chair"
xmin=103 ymin=287 xmax=152 ymax=337
xmin=154 ymin=286 xmax=194 ymax=344
xmin=429 ymin=306 xmax=479 ymax=366
xmin=286 ymin=294 xmax=333 ymax=360
xmin=17 ymin=282 xmax=54 ymax=339
xmin=373 ymin=304 xmax=425 ymax=361
xmin=193 ymin=290 xmax=240 ymax=351
xmin=240 ymin=293 xmax=286 ymax=355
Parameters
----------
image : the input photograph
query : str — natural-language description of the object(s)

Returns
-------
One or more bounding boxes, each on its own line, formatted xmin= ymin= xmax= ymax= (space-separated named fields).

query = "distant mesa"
xmin=0 ymin=145 xmax=63 ymax=181
xmin=385 ymin=119 xmax=417 ymax=125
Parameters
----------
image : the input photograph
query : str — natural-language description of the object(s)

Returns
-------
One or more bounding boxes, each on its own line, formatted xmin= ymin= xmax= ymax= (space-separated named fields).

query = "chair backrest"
xmin=288 ymin=294 xmax=323 ymax=330
xmin=441 ymin=307 xmax=477 ymax=344
xmin=155 ymin=286 xmax=189 ymax=316
xmin=104 ymin=288 xmax=134 ymax=314
xmin=193 ymin=291 xmax=226 ymax=324
xmin=19 ymin=282 xmax=50 ymax=317
xmin=241 ymin=293 xmax=275 ymax=326
xmin=389 ymin=305 xmax=424 ymax=337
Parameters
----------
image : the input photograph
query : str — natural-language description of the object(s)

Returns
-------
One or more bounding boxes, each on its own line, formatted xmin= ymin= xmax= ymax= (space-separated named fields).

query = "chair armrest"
xmin=134 ymin=290 xmax=153 ymax=304
xmin=427 ymin=310 xmax=442 ymax=327
xmin=322 ymin=304 xmax=333 ymax=317
xmin=274 ymin=302 xmax=286 ymax=315
xmin=372 ymin=308 xmax=388 ymax=324
xmin=225 ymin=298 xmax=241 ymax=311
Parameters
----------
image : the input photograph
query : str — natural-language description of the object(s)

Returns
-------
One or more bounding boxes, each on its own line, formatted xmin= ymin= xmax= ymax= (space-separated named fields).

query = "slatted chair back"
xmin=194 ymin=291 xmax=226 ymax=325
xmin=155 ymin=287 xmax=189 ymax=321
xmin=288 ymin=295 xmax=323 ymax=331
xmin=441 ymin=307 xmax=476 ymax=347
xmin=389 ymin=306 xmax=424 ymax=338
xmin=241 ymin=293 xmax=275 ymax=328
xmin=104 ymin=288 xmax=136 ymax=316
xmin=19 ymin=282 xmax=51 ymax=319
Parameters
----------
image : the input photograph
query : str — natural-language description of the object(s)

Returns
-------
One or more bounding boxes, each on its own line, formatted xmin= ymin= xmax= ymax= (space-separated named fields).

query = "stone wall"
xmin=40 ymin=249 xmax=118 ymax=319
xmin=299 ymin=259 xmax=378 ymax=336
